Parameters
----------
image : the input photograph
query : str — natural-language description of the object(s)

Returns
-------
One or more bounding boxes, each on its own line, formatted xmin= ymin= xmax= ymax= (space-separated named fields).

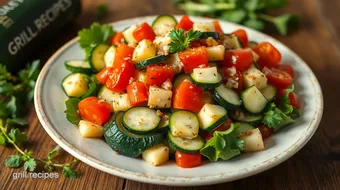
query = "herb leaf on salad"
xmin=263 ymin=103 xmax=294 ymax=131
xmin=200 ymin=123 xmax=244 ymax=161
xmin=278 ymin=85 xmax=294 ymax=115
xmin=169 ymin=29 xmax=202 ymax=53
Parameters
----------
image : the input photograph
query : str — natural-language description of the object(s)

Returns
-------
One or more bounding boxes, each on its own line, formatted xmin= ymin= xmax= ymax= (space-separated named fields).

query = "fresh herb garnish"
xmin=200 ymin=123 xmax=244 ymax=161
xmin=0 ymin=62 xmax=79 ymax=178
xmin=169 ymin=29 xmax=202 ymax=53
xmin=263 ymin=103 xmax=294 ymax=131
xmin=174 ymin=0 xmax=299 ymax=35
xmin=278 ymin=85 xmax=294 ymax=115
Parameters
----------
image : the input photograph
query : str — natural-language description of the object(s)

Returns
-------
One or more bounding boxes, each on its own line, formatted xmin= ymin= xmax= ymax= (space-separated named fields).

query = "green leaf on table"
xmin=263 ymin=0 xmax=287 ymax=9
xmin=272 ymin=14 xmax=299 ymax=35
xmin=48 ymin=145 xmax=62 ymax=160
xmin=0 ymin=135 xmax=6 ymax=146
xmin=5 ymin=155 xmax=22 ymax=168
xmin=263 ymin=103 xmax=295 ymax=131
xmin=24 ymin=158 xmax=37 ymax=172
xmin=0 ymin=101 xmax=10 ymax=118
xmin=8 ymin=128 xmax=27 ymax=144
xmin=96 ymin=4 xmax=108 ymax=19
xmin=65 ymin=98 xmax=81 ymax=125
xmin=7 ymin=118 xmax=28 ymax=127
xmin=63 ymin=166 xmax=78 ymax=179
xmin=243 ymin=19 xmax=265 ymax=30
xmin=0 ymin=80 xmax=13 ymax=96
xmin=200 ymin=123 xmax=244 ymax=161
xmin=27 ymin=60 xmax=40 ymax=81
xmin=6 ymin=96 xmax=18 ymax=118
xmin=219 ymin=9 xmax=247 ymax=23
xmin=244 ymin=0 xmax=260 ymax=11
xmin=78 ymin=23 xmax=115 ymax=50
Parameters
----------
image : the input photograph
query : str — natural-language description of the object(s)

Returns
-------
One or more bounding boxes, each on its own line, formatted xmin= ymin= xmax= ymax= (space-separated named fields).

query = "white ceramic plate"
xmin=34 ymin=15 xmax=323 ymax=186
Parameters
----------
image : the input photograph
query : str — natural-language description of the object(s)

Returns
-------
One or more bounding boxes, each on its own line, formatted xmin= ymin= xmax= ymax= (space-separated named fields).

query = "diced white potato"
xmin=135 ymin=71 xmax=148 ymax=84
xmin=142 ymin=144 xmax=169 ymax=166
xmin=122 ymin=25 xmax=138 ymax=46
xmin=112 ymin=93 xmax=131 ymax=112
xmin=192 ymin=66 xmax=220 ymax=83
xmin=198 ymin=103 xmax=227 ymax=129
xmin=207 ymin=45 xmax=225 ymax=61
xmin=240 ymin=128 xmax=265 ymax=152
xmin=148 ymin=86 xmax=172 ymax=108
xmin=79 ymin=120 xmax=104 ymax=138
xmin=154 ymin=24 xmax=175 ymax=36
xmin=132 ymin=39 xmax=157 ymax=63
xmin=193 ymin=22 xmax=215 ymax=32
xmin=243 ymin=67 xmax=268 ymax=90
xmin=164 ymin=53 xmax=183 ymax=74
xmin=62 ymin=74 xmax=88 ymax=98
xmin=104 ymin=46 xmax=116 ymax=67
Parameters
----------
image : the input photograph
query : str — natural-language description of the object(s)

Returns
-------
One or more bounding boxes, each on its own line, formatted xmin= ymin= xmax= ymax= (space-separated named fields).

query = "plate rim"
xmin=34 ymin=15 xmax=324 ymax=186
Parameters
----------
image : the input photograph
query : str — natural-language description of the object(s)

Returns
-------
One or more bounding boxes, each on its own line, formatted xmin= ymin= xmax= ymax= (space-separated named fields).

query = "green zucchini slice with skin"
xmin=200 ymin=32 xmax=219 ymax=39
xmin=198 ymin=103 xmax=229 ymax=132
xmin=103 ymin=112 xmax=166 ymax=158
xmin=235 ymin=122 xmax=255 ymax=136
xmin=213 ymin=84 xmax=242 ymax=109
xmin=61 ymin=73 xmax=89 ymax=98
xmin=241 ymin=85 xmax=268 ymax=114
xmin=189 ymin=67 xmax=222 ymax=88
xmin=89 ymin=44 xmax=110 ymax=72
xmin=122 ymin=107 xmax=161 ymax=135
xmin=229 ymin=109 xmax=263 ymax=124
xmin=135 ymin=55 xmax=171 ymax=69
xmin=64 ymin=60 xmax=93 ymax=74
xmin=260 ymin=84 xmax=277 ymax=102
xmin=169 ymin=110 xmax=200 ymax=140
xmin=168 ymin=132 xmax=205 ymax=154
xmin=152 ymin=15 xmax=177 ymax=32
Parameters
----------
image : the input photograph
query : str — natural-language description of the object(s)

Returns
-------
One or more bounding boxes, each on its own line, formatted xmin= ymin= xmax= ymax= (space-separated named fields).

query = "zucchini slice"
xmin=168 ymin=132 xmax=205 ymax=154
xmin=260 ymin=84 xmax=277 ymax=102
xmin=64 ymin=60 xmax=93 ymax=74
xmin=169 ymin=110 xmax=199 ymax=139
xmin=190 ymin=67 xmax=222 ymax=88
xmin=200 ymin=32 xmax=219 ymax=39
xmin=229 ymin=109 xmax=263 ymax=124
xmin=135 ymin=55 xmax=170 ymax=69
xmin=213 ymin=84 xmax=242 ymax=109
xmin=62 ymin=73 xmax=89 ymax=98
xmin=104 ymin=46 xmax=116 ymax=67
xmin=235 ymin=122 xmax=255 ymax=136
xmin=197 ymin=103 xmax=228 ymax=132
xmin=241 ymin=85 xmax=268 ymax=114
xmin=89 ymin=44 xmax=110 ymax=71
xmin=152 ymin=15 xmax=177 ymax=36
xmin=123 ymin=107 xmax=161 ymax=135
xmin=123 ymin=25 xmax=138 ymax=46
xmin=104 ymin=112 xmax=166 ymax=157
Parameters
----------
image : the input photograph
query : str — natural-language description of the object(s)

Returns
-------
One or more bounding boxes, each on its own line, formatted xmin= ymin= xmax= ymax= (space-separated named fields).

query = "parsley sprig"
xmin=174 ymin=0 xmax=299 ymax=35
xmin=169 ymin=29 xmax=202 ymax=53
xmin=0 ymin=62 xmax=79 ymax=178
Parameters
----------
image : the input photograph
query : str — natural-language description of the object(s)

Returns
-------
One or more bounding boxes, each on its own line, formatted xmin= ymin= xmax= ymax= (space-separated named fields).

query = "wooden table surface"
xmin=1 ymin=0 xmax=340 ymax=189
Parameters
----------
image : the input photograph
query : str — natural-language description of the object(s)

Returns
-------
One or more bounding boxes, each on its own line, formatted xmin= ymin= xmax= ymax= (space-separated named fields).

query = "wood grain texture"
xmin=1 ymin=0 xmax=340 ymax=189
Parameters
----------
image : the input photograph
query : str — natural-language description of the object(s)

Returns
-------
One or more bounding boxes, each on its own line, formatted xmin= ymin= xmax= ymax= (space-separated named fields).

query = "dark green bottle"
xmin=0 ymin=0 xmax=81 ymax=72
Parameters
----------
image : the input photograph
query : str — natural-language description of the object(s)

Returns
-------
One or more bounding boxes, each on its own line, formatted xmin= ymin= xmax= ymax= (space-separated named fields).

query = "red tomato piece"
xmin=133 ymin=22 xmax=156 ymax=42
xmin=263 ymin=67 xmax=293 ymax=89
xmin=232 ymin=29 xmax=248 ymax=47
xmin=173 ymin=80 xmax=203 ymax=113
xmin=111 ymin=32 xmax=124 ymax=46
xmin=213 ymin=20 xmax=223 ymax=34
xmin=175 ymin=152 xmax=202 ymax=168
xmin=178 ymin=46 xmax=209 ymax=74
xmin=176 ymin=15 xmax=194 ymax=31
xmin=257 ymin=125 xmax=274 ymax=140
xmin=221 ymin=49 xmax=253 ymax=72
xmin=146 ymin=65 xmax=175 ymax=87
xmin=289 ymin=92 xmax=301 ymax=109
xmin=96 ymin=67 xmax=113 ymax=84
xmin=78 ymin=97 xmax=112 ymax=125
xmin=253 ymin=42 xmax=282 ymax=69
xmin=106 ymin=59 xmax=136 ymax=93
xmin=275 ymin=64 xmax=294 ymax=78
xmin=115 ymin=43 xmax=134 ymax=59
xmin=126 ymin=81 xmax=148 ymax=106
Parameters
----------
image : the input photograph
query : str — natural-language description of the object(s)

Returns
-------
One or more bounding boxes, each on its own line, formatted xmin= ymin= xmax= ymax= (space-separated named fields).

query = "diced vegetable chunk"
xmin=142 ymin=144 xmax=170 ymax=166
xmin=240 ymin=128 xmax=265 ymax=152
xmin=79 ymin=120 xmax=104 ymax=138
xmin=207 ymin=45 xmax=225 ymax=61
xmin=148 ymin=86 xmax=172 ymax=108
xmin=193 ymin=23 xmax=215 ymax=32
xmin=112 ymin=93 xmax=132 ymax=112
xmin=132 ymin=39 xmax=157 ymax=63
xmin=243 ymin=66 xmax=268 ymax=90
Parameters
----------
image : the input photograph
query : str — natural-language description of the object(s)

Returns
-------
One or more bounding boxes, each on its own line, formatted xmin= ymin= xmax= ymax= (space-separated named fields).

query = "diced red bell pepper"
xmin=146 ymin=65 xmax=175 ymax=87
xmin=176 ymin=15 xmax=194 ymax=31
xmin=175 ymin=152 xmax=202 ymax=168
xmin=133 ymin=22 xmax=156 ymax=42
xmin=221 ymin=49 xmax=253 ymax=72
xmin=126 ymin=81 xmax=148 ymax=106
xmin=111 ymin=32 xmax=124 ymax=46
xmin=178 ymin=46 xmax=209 ymax=74
xmin=96 ymin=67 xmax=114 ymax=84
xmin=213 ymin=20 xmax=223 ymax=34
xmin=78 ymin=96 xmax=112 ymax=125
xmin=106 ymin=59 xmax=136 ymax=93
xmin=173 ymin=80 xmax=203 ymax=113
